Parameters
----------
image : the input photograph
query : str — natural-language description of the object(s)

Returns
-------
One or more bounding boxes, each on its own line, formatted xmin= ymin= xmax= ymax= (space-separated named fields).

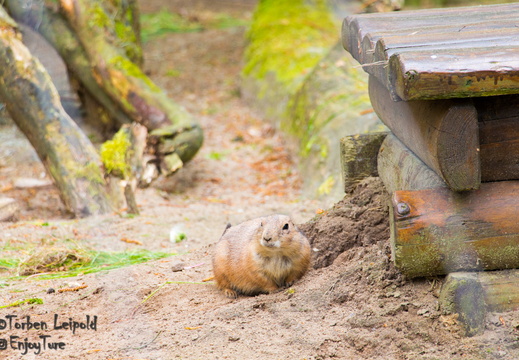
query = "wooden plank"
xmin=390 ymin=181 xmax=519 ymax=279
xmin=340 ymin=133 xmax=388 ymax=192
xmin=342 ymin=3 xmax=519 ymax=62
xmin=363 ymin=21 xmax=519 ymax=65
xmin=369 ymin=75 xmax=480 ymax=191
xmin=388 ymin=46 xmax=519 ymax=100
xmin=377 ymin=133 xmax=445 ymax=193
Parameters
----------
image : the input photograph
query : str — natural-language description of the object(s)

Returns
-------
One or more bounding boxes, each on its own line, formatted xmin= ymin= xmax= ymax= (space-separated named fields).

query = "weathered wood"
xmin=439 ymin=272 xmax=486 ymax=337
xmin=60 ymin=0 xmax=203 ymax=173
xmin=476 ymin=95 xmax=519 ymax=182
xmin=342 ymin=3 xmax=519 ymax=62
xmin=0 ymin=8 xmax=119 ymax=217
xmin=440 ymin=270 xmax=519 ymax=336
xmin=389 ymin=46 xmax=519 ymax=101
xmin=340 ymin=133 xmax=387 ymax=192
xmin=390 ymin=181 xmax=519 ymax=278
xmin=342 ymin=3 xmax=519 ymax=100
xmin=5 ymin=0 xmax=132 ymax=128
xmin=369 ymin=75 xmax=480 ymax=191
xmin=377 ymin=133 xmax=445 ymax=193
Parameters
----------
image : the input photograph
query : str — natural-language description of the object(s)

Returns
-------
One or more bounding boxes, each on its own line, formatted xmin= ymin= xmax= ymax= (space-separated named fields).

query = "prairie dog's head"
xmin=259 ymin=215 xmax=296 ymax=249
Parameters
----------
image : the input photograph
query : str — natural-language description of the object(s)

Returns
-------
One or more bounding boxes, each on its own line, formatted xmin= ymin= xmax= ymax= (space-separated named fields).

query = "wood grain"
xmin=369 ymin=75 xmax=480 ymax=191
xmin=342 ymin=3 xmax=519 ymax=100
xmin=377 ymin=133 xmax=445 ymax=193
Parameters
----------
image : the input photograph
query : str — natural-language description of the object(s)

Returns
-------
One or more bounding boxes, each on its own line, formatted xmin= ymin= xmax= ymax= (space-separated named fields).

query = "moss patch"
xmin=242 ymin=0 xmax=336 ymax=96
xmin=100 ymin=129 xmax=131 ymax=178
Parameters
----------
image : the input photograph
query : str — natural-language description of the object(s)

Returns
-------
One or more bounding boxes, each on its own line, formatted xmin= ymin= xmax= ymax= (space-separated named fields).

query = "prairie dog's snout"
xmin=260 ymin=219 xmax=289 ymax=248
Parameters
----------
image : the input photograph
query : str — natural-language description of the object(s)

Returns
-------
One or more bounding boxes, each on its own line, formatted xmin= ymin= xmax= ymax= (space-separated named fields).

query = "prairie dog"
xmin=212 ymin=215 xmax=311 ymax=298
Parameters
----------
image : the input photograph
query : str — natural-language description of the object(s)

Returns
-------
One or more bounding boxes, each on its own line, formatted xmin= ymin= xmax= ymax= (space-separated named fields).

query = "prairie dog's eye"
xmin=282 ymin=223 xmax=289 ymax=230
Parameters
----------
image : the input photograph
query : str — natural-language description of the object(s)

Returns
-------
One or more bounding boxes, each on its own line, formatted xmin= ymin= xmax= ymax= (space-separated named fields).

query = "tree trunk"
xmin=0 ymin=8 xmax=120 ymax=217
xmin=59 ymin=0 xmax=203 ymax=174
xmin=5 ymin=0 xmax=132 ymax=129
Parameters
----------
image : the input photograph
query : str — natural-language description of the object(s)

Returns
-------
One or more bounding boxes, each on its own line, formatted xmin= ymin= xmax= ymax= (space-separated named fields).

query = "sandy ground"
xmin=2 ymin=1 xmax=519 ymax=359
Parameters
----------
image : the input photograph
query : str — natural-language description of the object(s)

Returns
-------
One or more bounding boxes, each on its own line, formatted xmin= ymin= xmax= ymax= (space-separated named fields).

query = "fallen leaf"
xmin=121 ymin=237 xmax=143 ymax=245
xmin=185 ymin=326 xmax=202 ymax=330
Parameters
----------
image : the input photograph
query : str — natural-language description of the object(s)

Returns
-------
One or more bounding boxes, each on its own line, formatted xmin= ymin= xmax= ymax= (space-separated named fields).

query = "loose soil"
xmin=1 ymin=1 xmax=519 ymax=359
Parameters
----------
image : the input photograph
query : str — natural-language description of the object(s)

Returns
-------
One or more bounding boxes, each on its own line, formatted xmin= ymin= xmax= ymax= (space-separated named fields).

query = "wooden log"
xmin=475 ymin=94 xmax=519 ymax=182
xmin=340 ymin=133 xmax=387 ymax=192
xmin=439 ymin=272 xmax=486 ymax=337
xmin=5 ymin=0 xmax=132 ymax=128
xmin=440 ymin=270 xmax=519 ymax=336
xmin=377 ymin=133 xmax=445 ymax=193
xmin=390 ymin=181 xmax=519 ymax=278
xmin=0 ymin=8 xmax=120 ymax=217
xmin=59 ymin=0 xmax=203 ymax=173
xmin=369 ymin=75 xmax=480 ymax=191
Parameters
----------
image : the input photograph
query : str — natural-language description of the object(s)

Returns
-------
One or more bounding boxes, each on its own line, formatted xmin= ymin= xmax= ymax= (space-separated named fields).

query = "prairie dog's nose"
xmin=263 ymin=236 xmax=272 ymax=243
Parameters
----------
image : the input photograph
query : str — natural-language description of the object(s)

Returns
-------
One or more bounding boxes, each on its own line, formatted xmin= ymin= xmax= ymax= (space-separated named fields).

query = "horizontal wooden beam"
xmin=390 ymin=181 xmax=519 ymax=278
xmin=369 ymin=75 xmax=480 ymax=191
xmin=377 ymin=133 xmax=445 ymax=193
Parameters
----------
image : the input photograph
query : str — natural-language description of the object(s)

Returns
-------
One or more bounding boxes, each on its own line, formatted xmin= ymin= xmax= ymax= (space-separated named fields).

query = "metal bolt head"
xmin=396 ymin=202 xmax=410 ymax=216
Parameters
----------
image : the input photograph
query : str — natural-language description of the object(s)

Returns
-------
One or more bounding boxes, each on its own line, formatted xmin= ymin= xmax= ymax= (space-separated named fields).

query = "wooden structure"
xmin=342 ymin=3 xmax=519 ymax=335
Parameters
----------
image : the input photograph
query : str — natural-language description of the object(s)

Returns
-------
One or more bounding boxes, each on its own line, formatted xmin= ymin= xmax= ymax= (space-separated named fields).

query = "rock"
xmin=171 ymin=262 xmax=186 ymax=272
xmin=14 ymin=177 xmax=53 ymax=188
xmin=0 ymin=197 xmax=19 ymax=221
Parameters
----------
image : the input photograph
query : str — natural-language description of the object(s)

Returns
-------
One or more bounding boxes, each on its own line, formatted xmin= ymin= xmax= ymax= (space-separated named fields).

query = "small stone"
xmin=417 ymin=308 xmax=429 ymax=316
xmin=67 ymin=281 xmax=81 ymax=288
xmin=228 ymin=336 xmax=240 ymax=342
xmin=171 ymin=262 xmax=186 ymax=272
xmin=47 ymin=288 xmax=55 ymax=294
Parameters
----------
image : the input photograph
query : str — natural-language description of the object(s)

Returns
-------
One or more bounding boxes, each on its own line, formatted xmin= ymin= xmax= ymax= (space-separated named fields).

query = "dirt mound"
xmin=299 ymin=177 xmax=390 ymax=269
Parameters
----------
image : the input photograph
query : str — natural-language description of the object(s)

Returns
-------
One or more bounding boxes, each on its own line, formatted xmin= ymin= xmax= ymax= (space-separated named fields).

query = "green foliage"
xmin=242 ymin=0 xmax=336 ymax=95
xmin=140 ymin=10 xmax=250 ymax=42
xmin=140 ymin=11 xmax=203 ymax=42
xmin=174 ymin=232 xmax=187 ymax=243
xmin=1 ymin=247 xmax=174 ymax=281
xmin=100 ymin=129 xmax=131 ymax=178
xmin=0 ymin=298 xmax=43 ymax=309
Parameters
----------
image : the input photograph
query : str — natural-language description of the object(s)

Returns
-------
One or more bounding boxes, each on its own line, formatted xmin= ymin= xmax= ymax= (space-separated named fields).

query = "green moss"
xmin=243 ymin=0 xmax=336 ymax=95
xmin=109 ymin=55 xmax=160 ymax=92
xmin=88 ymin=3 xmax=111 ymax=29
xmin=100 ymin=129 xmax=131 ymax=178
xmin=76 ymin=161 xmax=105 ymax=184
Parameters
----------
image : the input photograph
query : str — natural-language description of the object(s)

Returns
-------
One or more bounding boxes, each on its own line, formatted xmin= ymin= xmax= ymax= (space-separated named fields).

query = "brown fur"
xmin=212 ymin=215 xmax=311 ymax=298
